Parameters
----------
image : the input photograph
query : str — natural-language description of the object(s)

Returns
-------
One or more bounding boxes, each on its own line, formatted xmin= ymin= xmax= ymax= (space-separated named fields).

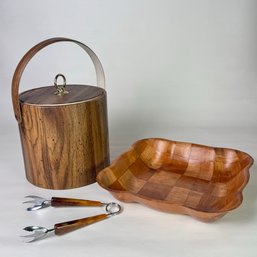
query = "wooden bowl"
xmin=97 ymin=138 xmax=254 ymax=221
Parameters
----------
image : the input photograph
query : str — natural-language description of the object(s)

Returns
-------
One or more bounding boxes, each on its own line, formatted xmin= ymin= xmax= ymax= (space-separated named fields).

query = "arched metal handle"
xmin=11 ymin=37 xmax=105 ymax=123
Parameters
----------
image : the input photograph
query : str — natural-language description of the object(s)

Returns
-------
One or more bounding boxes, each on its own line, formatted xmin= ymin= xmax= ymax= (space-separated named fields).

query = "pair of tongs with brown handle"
xmin=22 ymin=196 xmax=122 ymax=242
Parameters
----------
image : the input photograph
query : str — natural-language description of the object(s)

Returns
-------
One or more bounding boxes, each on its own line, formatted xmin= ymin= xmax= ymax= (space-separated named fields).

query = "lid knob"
xmin=54 ymin=74 xmax=69 ymax=96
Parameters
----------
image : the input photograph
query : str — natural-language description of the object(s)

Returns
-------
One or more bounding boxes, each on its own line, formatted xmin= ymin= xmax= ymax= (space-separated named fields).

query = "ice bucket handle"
xmin=12 ymin=37 xmax=105 ymax=123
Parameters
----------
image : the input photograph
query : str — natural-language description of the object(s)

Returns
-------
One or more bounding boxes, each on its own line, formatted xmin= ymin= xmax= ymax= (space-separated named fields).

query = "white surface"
xmin=0 ymin=128 xmax=256 ymax=257
xmin=0 ymin=0 xmax=257 ymax=256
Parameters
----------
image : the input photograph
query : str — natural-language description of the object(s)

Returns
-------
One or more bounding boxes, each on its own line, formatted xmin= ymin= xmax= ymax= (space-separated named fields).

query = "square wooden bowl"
xmin=97 ymin=138 xmax=254 ymax=222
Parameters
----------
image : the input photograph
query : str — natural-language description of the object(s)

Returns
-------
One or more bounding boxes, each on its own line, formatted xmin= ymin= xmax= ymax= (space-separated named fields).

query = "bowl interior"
xmin=99 ymin=138 xmax=253 ymax=212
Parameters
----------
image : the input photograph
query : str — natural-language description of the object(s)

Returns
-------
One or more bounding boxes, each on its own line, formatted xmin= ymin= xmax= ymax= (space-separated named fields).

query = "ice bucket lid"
xmin=19 ymin=84 xmax=105 ymax=106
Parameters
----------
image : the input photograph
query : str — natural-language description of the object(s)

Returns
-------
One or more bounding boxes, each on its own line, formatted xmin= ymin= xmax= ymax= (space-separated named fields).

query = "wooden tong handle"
xmin=51 ymin=197 xmax=104 ymax=207
xmin=54 ymin=214 xmax=108 ymax=235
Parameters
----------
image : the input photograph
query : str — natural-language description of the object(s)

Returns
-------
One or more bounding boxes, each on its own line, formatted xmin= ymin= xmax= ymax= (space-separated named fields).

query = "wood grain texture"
xmin=12 ymin=38 xmax=109 ymax=189
xmin=97 ymin=138 xmax=254 ymax=222
xmin=54 ymin=214 xmax=108 ymax=235
xmin=51 ymin=197 xmax=103 ymax=207
xmin=19 ymin=85 xmax=105 ymax=105
xmin=19 ymin=92 xmax=109 ymax=189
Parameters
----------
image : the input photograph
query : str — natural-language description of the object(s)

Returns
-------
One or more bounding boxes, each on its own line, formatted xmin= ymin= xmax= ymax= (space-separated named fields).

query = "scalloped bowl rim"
xmin=97 ymin=138 xmax=254 ymax=214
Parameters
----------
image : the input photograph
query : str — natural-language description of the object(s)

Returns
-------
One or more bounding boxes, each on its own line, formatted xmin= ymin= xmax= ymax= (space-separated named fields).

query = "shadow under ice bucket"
xmin=11 ymin=37 xmax=110 ymax=189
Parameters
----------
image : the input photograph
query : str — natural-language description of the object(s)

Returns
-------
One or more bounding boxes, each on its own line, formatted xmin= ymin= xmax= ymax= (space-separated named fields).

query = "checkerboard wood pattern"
xmin=97 ymin=138 xmax=253 ymax=221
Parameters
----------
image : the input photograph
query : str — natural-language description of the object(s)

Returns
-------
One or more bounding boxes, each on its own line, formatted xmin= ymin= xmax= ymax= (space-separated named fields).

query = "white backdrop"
xmin=1 ymin=1 xmax=257 ymax=257
xmin=1 ymin=0 xmax=257 ymax=134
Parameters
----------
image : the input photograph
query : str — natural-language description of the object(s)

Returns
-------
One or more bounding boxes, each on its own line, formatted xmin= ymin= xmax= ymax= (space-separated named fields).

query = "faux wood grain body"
xmin=12 ymin=38 xmax=109 ymax=189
